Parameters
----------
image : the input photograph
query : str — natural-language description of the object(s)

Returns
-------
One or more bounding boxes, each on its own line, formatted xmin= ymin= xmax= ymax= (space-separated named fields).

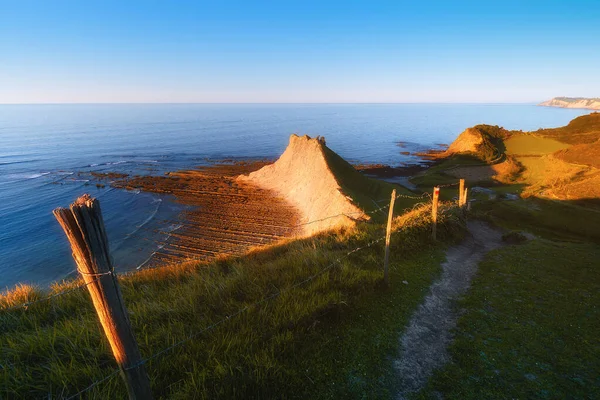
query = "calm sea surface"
xmin=0 ymin=104 xmax=591 ymax=289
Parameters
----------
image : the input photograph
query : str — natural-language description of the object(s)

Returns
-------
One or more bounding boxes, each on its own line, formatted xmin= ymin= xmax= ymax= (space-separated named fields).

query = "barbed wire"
xmin=10 ymin=190 xmax=458 ymax=397
xmin=293 ymin=191 xmax=431 ymax=229
xmin=125 ymin=190 xmax=432 ymax=273
xmin=436 ymin=182 xmax=460 ymax=188
xmin=0 ymin=275 xmax=106 ymax=313
xmin=65 ymin=369 xmax=121 ymax=400
xmin=65 ymin=232 xmax=390 ymax=398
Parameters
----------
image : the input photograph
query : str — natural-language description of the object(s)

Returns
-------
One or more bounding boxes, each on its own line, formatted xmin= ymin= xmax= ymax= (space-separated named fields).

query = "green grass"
xmin=410 ymin=155 xmax=483 ymax=189
xmin=322 ymin=145 xmax=424 ymax=220
xmin=0 ymin=204 xmax=464 ymax=399
xmin=534 ymin=112 xmax=600 ymax=145
xmin=466 ymin=124 xmax=512 ymax=162
xmin=504 ymin=135 xmax=569 ymax=155
xmin=418 ymin=239 xmax=600 ymax=399
xmin=472 ymin=198 xmax=600 ymax=243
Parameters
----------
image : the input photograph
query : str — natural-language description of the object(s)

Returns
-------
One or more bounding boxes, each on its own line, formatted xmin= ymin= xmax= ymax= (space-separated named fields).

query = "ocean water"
xmin=0 ymin=103 xmax=591 ymax=290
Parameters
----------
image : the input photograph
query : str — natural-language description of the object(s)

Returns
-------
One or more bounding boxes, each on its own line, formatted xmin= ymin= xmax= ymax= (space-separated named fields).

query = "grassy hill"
xmin=413 ymin=113 xmax=600 ymax=201
xmin=0 ymin=206 xmax=464 ymax=399
xmin=534 ymin=112 xmax=600 ymax=144
xmin=0 ymin=144 xmax=464 ymax=399
xmin=410 ymin=113 xmax=600 ymax=399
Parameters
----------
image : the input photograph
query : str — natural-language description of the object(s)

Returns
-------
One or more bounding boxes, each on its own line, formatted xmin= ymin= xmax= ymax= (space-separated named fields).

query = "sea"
xmin=0 ymin=103 xmax=591 ymax=290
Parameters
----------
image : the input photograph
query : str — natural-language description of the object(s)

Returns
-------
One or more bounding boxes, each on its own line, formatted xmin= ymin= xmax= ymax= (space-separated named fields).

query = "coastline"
xmin=88 ymin=148 xmax=434 ymax=274
xmin=107 ymin=160 xmax=300 ymax=268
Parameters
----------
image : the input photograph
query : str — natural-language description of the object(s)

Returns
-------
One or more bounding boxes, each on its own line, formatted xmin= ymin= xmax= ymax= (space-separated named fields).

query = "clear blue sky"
xmin=1 ymin=0 xmax=599 ymax=103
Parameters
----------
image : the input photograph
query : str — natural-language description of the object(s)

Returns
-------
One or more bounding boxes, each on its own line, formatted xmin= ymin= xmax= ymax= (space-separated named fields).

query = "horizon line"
xmin=0 ymin=101 xmax=542 ymax=106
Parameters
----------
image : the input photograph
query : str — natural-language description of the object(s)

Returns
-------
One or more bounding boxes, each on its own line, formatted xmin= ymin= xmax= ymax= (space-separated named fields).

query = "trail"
xmin=395 ymin=220 xmax=504 ymax=399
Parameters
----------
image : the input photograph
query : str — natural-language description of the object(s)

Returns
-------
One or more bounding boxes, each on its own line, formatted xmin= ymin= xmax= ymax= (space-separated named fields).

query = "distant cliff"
xmin=539 ymin=97 xmax=600 ymax=110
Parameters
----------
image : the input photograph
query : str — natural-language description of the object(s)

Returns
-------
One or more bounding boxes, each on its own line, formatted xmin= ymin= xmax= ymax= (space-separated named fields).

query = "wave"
xmin=5 ymin=172 xmax=51 ymax=181
xmin=0 ymin=159 xmax=42 ymax=167
xmin=134 ymin=223 xmax=182 ymax=270
xmin=135 ymin=252 xmax=156 ymax=270
xmin=129 ymin=199 xmax=162 ymax=235
xmin=115 ymin=197 xmax=163 ymax=247
xmin=135 ymin=244 xmax=167 ymax=271
xmin=39 ymin=172 xmax=76 ymax=187
xmin=165 ymin=223 xmax=183 ymax=233
xmin=86 ymin=159 xmax=159 ymax=168
xmin=87 ymin=160 xmax=129 ymax=167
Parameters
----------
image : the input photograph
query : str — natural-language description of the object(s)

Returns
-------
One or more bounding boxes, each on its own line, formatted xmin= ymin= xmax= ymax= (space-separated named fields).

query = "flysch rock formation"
xmin=238 ymin=135 xmax=369 ymax=236
xmin=539 ymin=97 xmax=600 ymax=110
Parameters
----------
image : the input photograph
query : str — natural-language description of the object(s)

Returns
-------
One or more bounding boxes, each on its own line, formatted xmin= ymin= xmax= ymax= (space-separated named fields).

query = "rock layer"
xmin=238 ymin=135 xmax=368 ymax=236
xmin=539 ymin=97 xmax=600 ymax=110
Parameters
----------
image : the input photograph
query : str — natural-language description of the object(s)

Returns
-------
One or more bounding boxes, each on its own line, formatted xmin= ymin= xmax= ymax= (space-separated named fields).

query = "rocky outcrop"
xmin=445 ymin=128 xmax=484 ymax=154
xmin=237 ymin=135 xmax=368 ymax=237
xmin=539 ymin=97 xmax=600 ymax=110
xmin=440 ymin=125 xmax=510 ymax=162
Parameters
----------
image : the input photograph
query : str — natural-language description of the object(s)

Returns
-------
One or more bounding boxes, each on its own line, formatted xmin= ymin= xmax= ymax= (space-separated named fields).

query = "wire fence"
xmin=1 ymin=275 xmax=103 ymax=312
xmin=1 ymin=181 xmax=467 ymax=398
xmin=0 ymin=191 xmax=434 ymax=313
xmin=65 ymin=232 xmax=392 ymax=399
xmin=67 ymin=197 xmax=464 ymax=398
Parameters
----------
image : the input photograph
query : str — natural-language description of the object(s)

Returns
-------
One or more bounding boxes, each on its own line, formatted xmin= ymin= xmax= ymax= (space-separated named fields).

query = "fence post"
xmin=53 ymin=195 xmax=153 ymax=400
xmin=459 ymin=179 xmax=465 ymax=207
xmin=432 ymin=186 xmax=440 ymax=240
xmin=463 ymin=188 xmax=469 ymax=213
xmin=383 ymin=189 xmax=396 ymax=286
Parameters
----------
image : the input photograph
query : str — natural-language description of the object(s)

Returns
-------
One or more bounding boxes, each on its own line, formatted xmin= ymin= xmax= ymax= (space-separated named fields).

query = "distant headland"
xmin=539 ymin=97 xmax=600 ymax=110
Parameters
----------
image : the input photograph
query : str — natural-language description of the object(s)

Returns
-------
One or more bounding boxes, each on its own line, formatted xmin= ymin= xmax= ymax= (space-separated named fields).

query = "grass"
xmin=504 ymin=135 xmax=569 ymax=156
xmin=534 ymin=112 xmax=600 ymax=145
xmin=418 ymin=239 xmax=600 ymax=399
xmin=554 ymin=141 xmax=600 ymax=169
xmin=392 ymin=113 xmax=600 ymax=398
xmin=472 ymin=197 xmax=600 ymax=243
xmin=322 ymin=145 xmax=424 ymax=220
xmin=410 ymin=155 xmax=483 ymax=189
xmin=0 ymin=204 xmax=464 ymax=399
xmin=466 ymin=124 xmax=512 ymax=162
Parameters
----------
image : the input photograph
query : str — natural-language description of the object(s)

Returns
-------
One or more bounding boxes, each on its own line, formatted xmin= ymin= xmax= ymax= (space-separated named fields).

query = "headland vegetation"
xmin=1 ymin=113 xmax=599 ymax=399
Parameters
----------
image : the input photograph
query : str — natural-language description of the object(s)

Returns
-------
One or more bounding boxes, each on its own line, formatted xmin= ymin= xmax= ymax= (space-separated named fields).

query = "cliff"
xmin=539 ymin=97 xmax=600 ymax=110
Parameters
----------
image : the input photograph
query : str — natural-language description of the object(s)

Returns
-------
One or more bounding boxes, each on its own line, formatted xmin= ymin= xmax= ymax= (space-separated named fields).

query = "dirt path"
xmin=395 ymin=220 xmax=504 ymax=399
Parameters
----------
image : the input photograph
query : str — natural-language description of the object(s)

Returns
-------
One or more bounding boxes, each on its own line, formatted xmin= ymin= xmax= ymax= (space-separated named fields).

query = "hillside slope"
xmin=440 ymin=125 xmax=512 ymax=162
xmin=413 ymin=113 xmax=600 ymax=201
xmin=534 ymin=112 xmax=600 ymax=144
xmin=539 ymin=97 xmax=600 ymax=110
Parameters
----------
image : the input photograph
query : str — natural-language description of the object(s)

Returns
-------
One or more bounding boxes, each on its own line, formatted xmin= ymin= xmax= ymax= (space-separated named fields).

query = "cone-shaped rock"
xmin=238 ymin=135 xmax=368 ymax=236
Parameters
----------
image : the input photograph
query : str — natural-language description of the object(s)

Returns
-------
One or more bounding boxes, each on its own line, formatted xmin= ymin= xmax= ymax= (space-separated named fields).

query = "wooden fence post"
xmin=383 ymin=189 xmax=396 ymax=286
xmin=54 ymin=195 xmax=153 ymax=400
xmin=463 ymin=188 xmax=469 ymax=213
xmin=459 ymin=179 xmax=465 ymax=207
xmin=432 ymin=186 xmax=440 ymax=240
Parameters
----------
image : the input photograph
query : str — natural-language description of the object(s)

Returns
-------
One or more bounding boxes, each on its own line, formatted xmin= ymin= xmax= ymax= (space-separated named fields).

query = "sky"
xmin=1 ymin=0 xmax=599 ymax=103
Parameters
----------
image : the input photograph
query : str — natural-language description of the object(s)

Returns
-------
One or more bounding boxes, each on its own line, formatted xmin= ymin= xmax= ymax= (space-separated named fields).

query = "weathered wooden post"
xmin=459 ymin=179 xmax=465 ymax=207
xmin=432 ymin=186 xmax=440 ymax=240
xmin=383 ymin=189 xmax=396 ymax=285
xmin=54 ymin=195 xmax=153 ymax=400
xmin=463 ymin=187 xmax=469 ymax=213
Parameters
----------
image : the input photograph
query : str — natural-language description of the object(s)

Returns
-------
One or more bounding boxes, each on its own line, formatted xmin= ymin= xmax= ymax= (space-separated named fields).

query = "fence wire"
xmin=62 ymin=232 xmax=391 ymax=398
xmin=1 ymin=275 xmax=104 ymax=313
xmin=0 ymin=186 xmax=450 ymax=313
xmin=3 ymin=181 xmax=466 ymax=398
